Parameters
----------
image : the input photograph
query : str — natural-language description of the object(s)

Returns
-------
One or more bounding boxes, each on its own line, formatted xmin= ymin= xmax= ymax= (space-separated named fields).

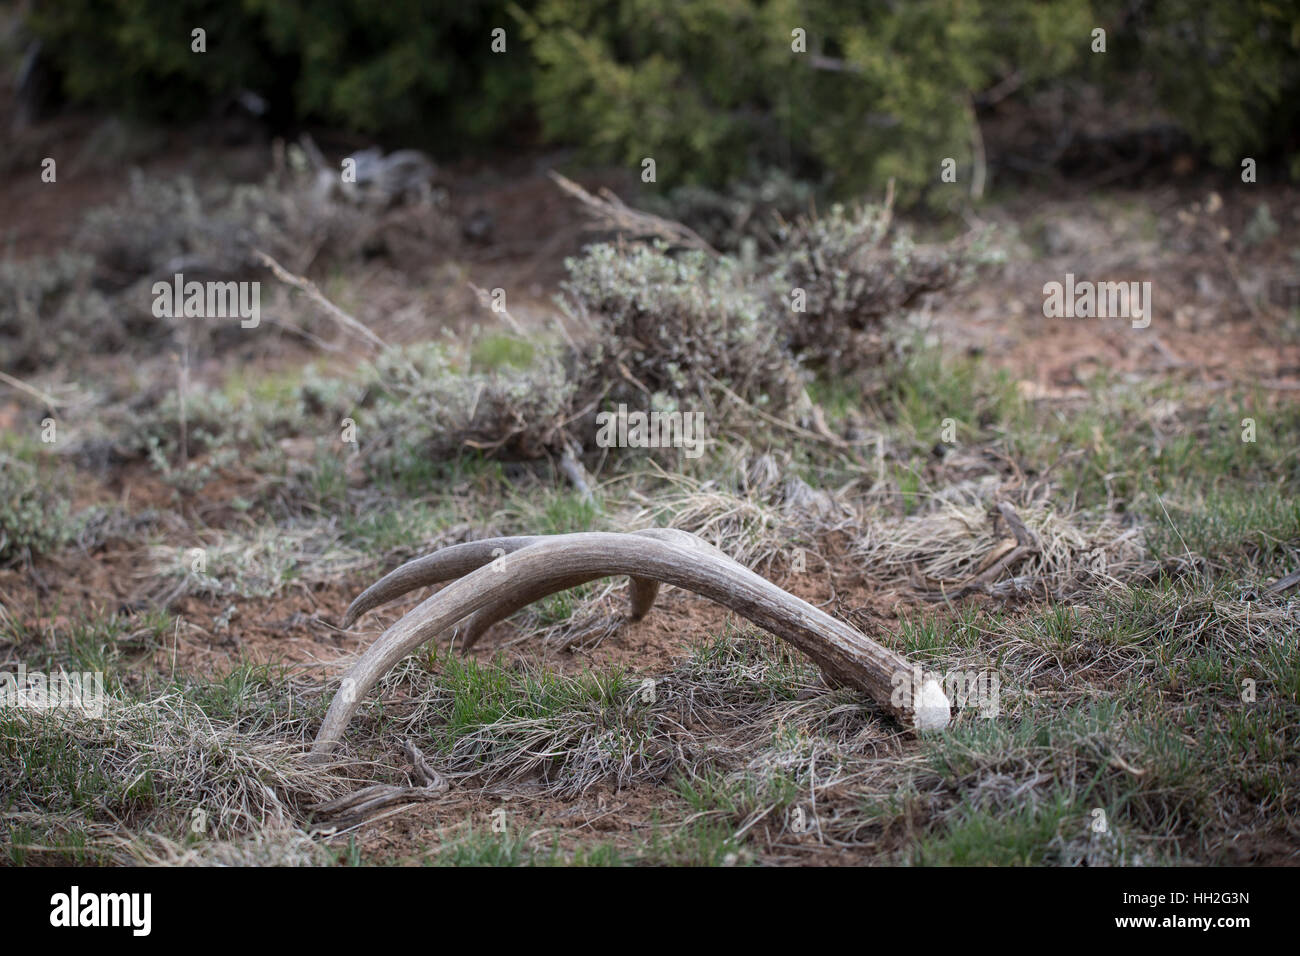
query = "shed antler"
xmin=313 ymin=530 xmax=949 ymax=755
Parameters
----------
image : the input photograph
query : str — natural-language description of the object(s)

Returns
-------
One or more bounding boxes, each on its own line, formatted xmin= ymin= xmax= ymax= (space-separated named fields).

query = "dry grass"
xmin=1 ymin=685 xmax=354 ymax=864
xmin=853 ymin=479 xmax=1153 ymax=598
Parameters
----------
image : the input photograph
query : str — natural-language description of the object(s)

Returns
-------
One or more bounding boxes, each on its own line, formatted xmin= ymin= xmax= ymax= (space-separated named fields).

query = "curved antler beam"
xmin=342 ymin=535 xmax=545 ymax=628
xmin=341 ymin=529 xmax=702 ymax=629
xmin=314 ymin=531 xmax=949 ymax=756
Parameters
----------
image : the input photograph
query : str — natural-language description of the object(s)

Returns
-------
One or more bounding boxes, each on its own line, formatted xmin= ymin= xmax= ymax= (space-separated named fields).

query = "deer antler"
xmin=314 ymin=530 xmax=949 ymax=755
xmin=340 ymin=529 xmax=693 ymax=631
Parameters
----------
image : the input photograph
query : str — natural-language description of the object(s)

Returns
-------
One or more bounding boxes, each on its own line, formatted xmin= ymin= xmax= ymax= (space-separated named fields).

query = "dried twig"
xmin=1266 ymin=569 xmax=1300 ymax=595
xmin=0 ymin=370 xmax=63 ymax=409
xmin=468 ymin=282 xmax=526 ymax=335
xmin=402 ymin=738 xmax=448 ymax=790
xmin=558 ymin=442 xmax=595 ymax=503
xmin=312 ymin=739 xmax=447 ymax=825
xmin=254 ymin=249 xmax=388 ymax=350
xmin=547 ymin=170 xmax=719 ymax=255
xmin=311 ymin=784 xmax=442 ymax=826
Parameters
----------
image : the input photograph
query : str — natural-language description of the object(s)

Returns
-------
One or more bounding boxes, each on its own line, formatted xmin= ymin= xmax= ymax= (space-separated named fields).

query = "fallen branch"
xmin=0 ymin=370 xmax=63 ymax=409
xmin=311 ymin=783 xmax=442 ymax=827
xmin=547 ymin=170 xmax=719 ymax=255
xmin=919 ymin=501 xmax=1040 ymax=600
xmin=402 ymin=738 xmax=448 ymax=790
xmin=1266 ymin=569 xmax=1300 ymax=595
xmin=312 ymin=738 xmax=447 ymax=826
xmin=254 ymin=249 xmax=388 ymax=350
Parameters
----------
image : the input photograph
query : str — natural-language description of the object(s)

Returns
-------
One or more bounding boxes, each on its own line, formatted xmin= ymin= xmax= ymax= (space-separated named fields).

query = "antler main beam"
xmin=340 ymin=529 xmax=696 ymax=629
xmin=314 ymin=530 xmax=949 ymax=755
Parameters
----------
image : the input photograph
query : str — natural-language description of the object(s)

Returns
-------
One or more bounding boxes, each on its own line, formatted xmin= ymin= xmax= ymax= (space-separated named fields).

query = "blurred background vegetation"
xmin=12 ymin=0 xmax=1300 ymax=202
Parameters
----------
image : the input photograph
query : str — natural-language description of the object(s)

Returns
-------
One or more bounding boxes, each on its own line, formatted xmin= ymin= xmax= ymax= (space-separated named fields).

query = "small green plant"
xmin=471 ymin=334 xmax=536 ymax=371
xmin=358 ymin=342 xmax=576 ymax=469
xmin=0 ymin=455 xmax=74 ymax=565
xmin=561 ymin=241 xmax=803 ymax=416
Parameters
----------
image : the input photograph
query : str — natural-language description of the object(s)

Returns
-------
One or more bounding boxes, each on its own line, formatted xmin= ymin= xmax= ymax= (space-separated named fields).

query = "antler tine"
xmin=340 ymin=536 xmax=543 ymax=628
xmin=313 ymin=531 xmax=949 ymax=756
xmin=343 ymin=528 xmax=701 ymax=629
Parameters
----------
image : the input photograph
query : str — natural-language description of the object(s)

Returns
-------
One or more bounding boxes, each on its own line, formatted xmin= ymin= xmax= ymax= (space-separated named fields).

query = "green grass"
xmin=496 ymin=484 xmax=604 ymax=535
xmin=684 ymin=625 xmax=815 ymax=701
xmin=893 ymin=606 xmax=984 ymax=661
xmin=887 ymin=347 xmax=1027 ymax=446
xmin=529 ymin=583 xmax=599 ymax=627
xmin=809 ymin=345 xmax=1027 ymax=456
xmin=1 ymin=609 xmax=173 ymax=689
xmin=365 ymin=443 xmax=505 ymax=499
xmin=0 ymin=454 xmax=76 ymax=565
xmin=470 ymin=334 xmax=536 ymax=371
xmin=914 ymin=583 xmax=1300 ymax=862
xmin=338 ymin=500 xmax=453 ymax=555
xmin=0 ymin=429 xmax=45 ymax=462
xmin=640 ymin=815 xmax=748 ymax=866
xmin=913 ymin=794 xmax=1081 ymax=865
xmin=0 ymin=708 xmax=158 ymax=833
xmin=675 ymin=765 xmax=801 ymax=827
xmin=433 ymin=825 xmax=541 ymax=866
xmin=5 ymin=297 xmax=1297 ymax=865
xmin=895 ymin=613 xmax=957 ymax=657
xmin=1144 ymin=487 xmax=1300 ymax=573
xmin=428 ymin=825 xmax=633 ymax=866
xmin=5 ymin=822 xmax=97 ymax=866
xmin=174 ymin=661 xmax=320 ymax=731
xmin=854 ymin=356 xmax=1300 ymax=520
xmin=431 ymin=654 xmax=633 ymax=741
xmin=221 ymin=366 xmax=304 ymax=408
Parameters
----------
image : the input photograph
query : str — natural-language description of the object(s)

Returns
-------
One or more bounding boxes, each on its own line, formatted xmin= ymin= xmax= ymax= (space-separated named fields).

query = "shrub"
xmin=25 ymin=0 xmax=278 ymax=120
xmin=522 ymin=0 xmax=1092 ymax=200
xmin=0 ymin=253 xmax=120 ymax=374
xmin=560 ymin=241 xmax=806 ymax=416
xmin=356 ymin=343 xmax=577 ymax=470
xmin=75 ymin=170 xmax=367 ymax=289
xmin=561 ymin=200 xmax=994 ymax=405
xmin=0 ymin=456 xmax=73 ymax=565
xmin=1099 ymin=0 xmax=1300 ymax=174
xmin=58 ymin=167 xmax=452 ymax=365
xmin=643 ymin=170 xmax=818 ymax=253
xmin=24 ymin=2 xmax=1300 ymax=195
xmin=768 ymin=203 xmax=997 ymax=373
xmin=26 ymin=0 xmax=532 ymax=147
